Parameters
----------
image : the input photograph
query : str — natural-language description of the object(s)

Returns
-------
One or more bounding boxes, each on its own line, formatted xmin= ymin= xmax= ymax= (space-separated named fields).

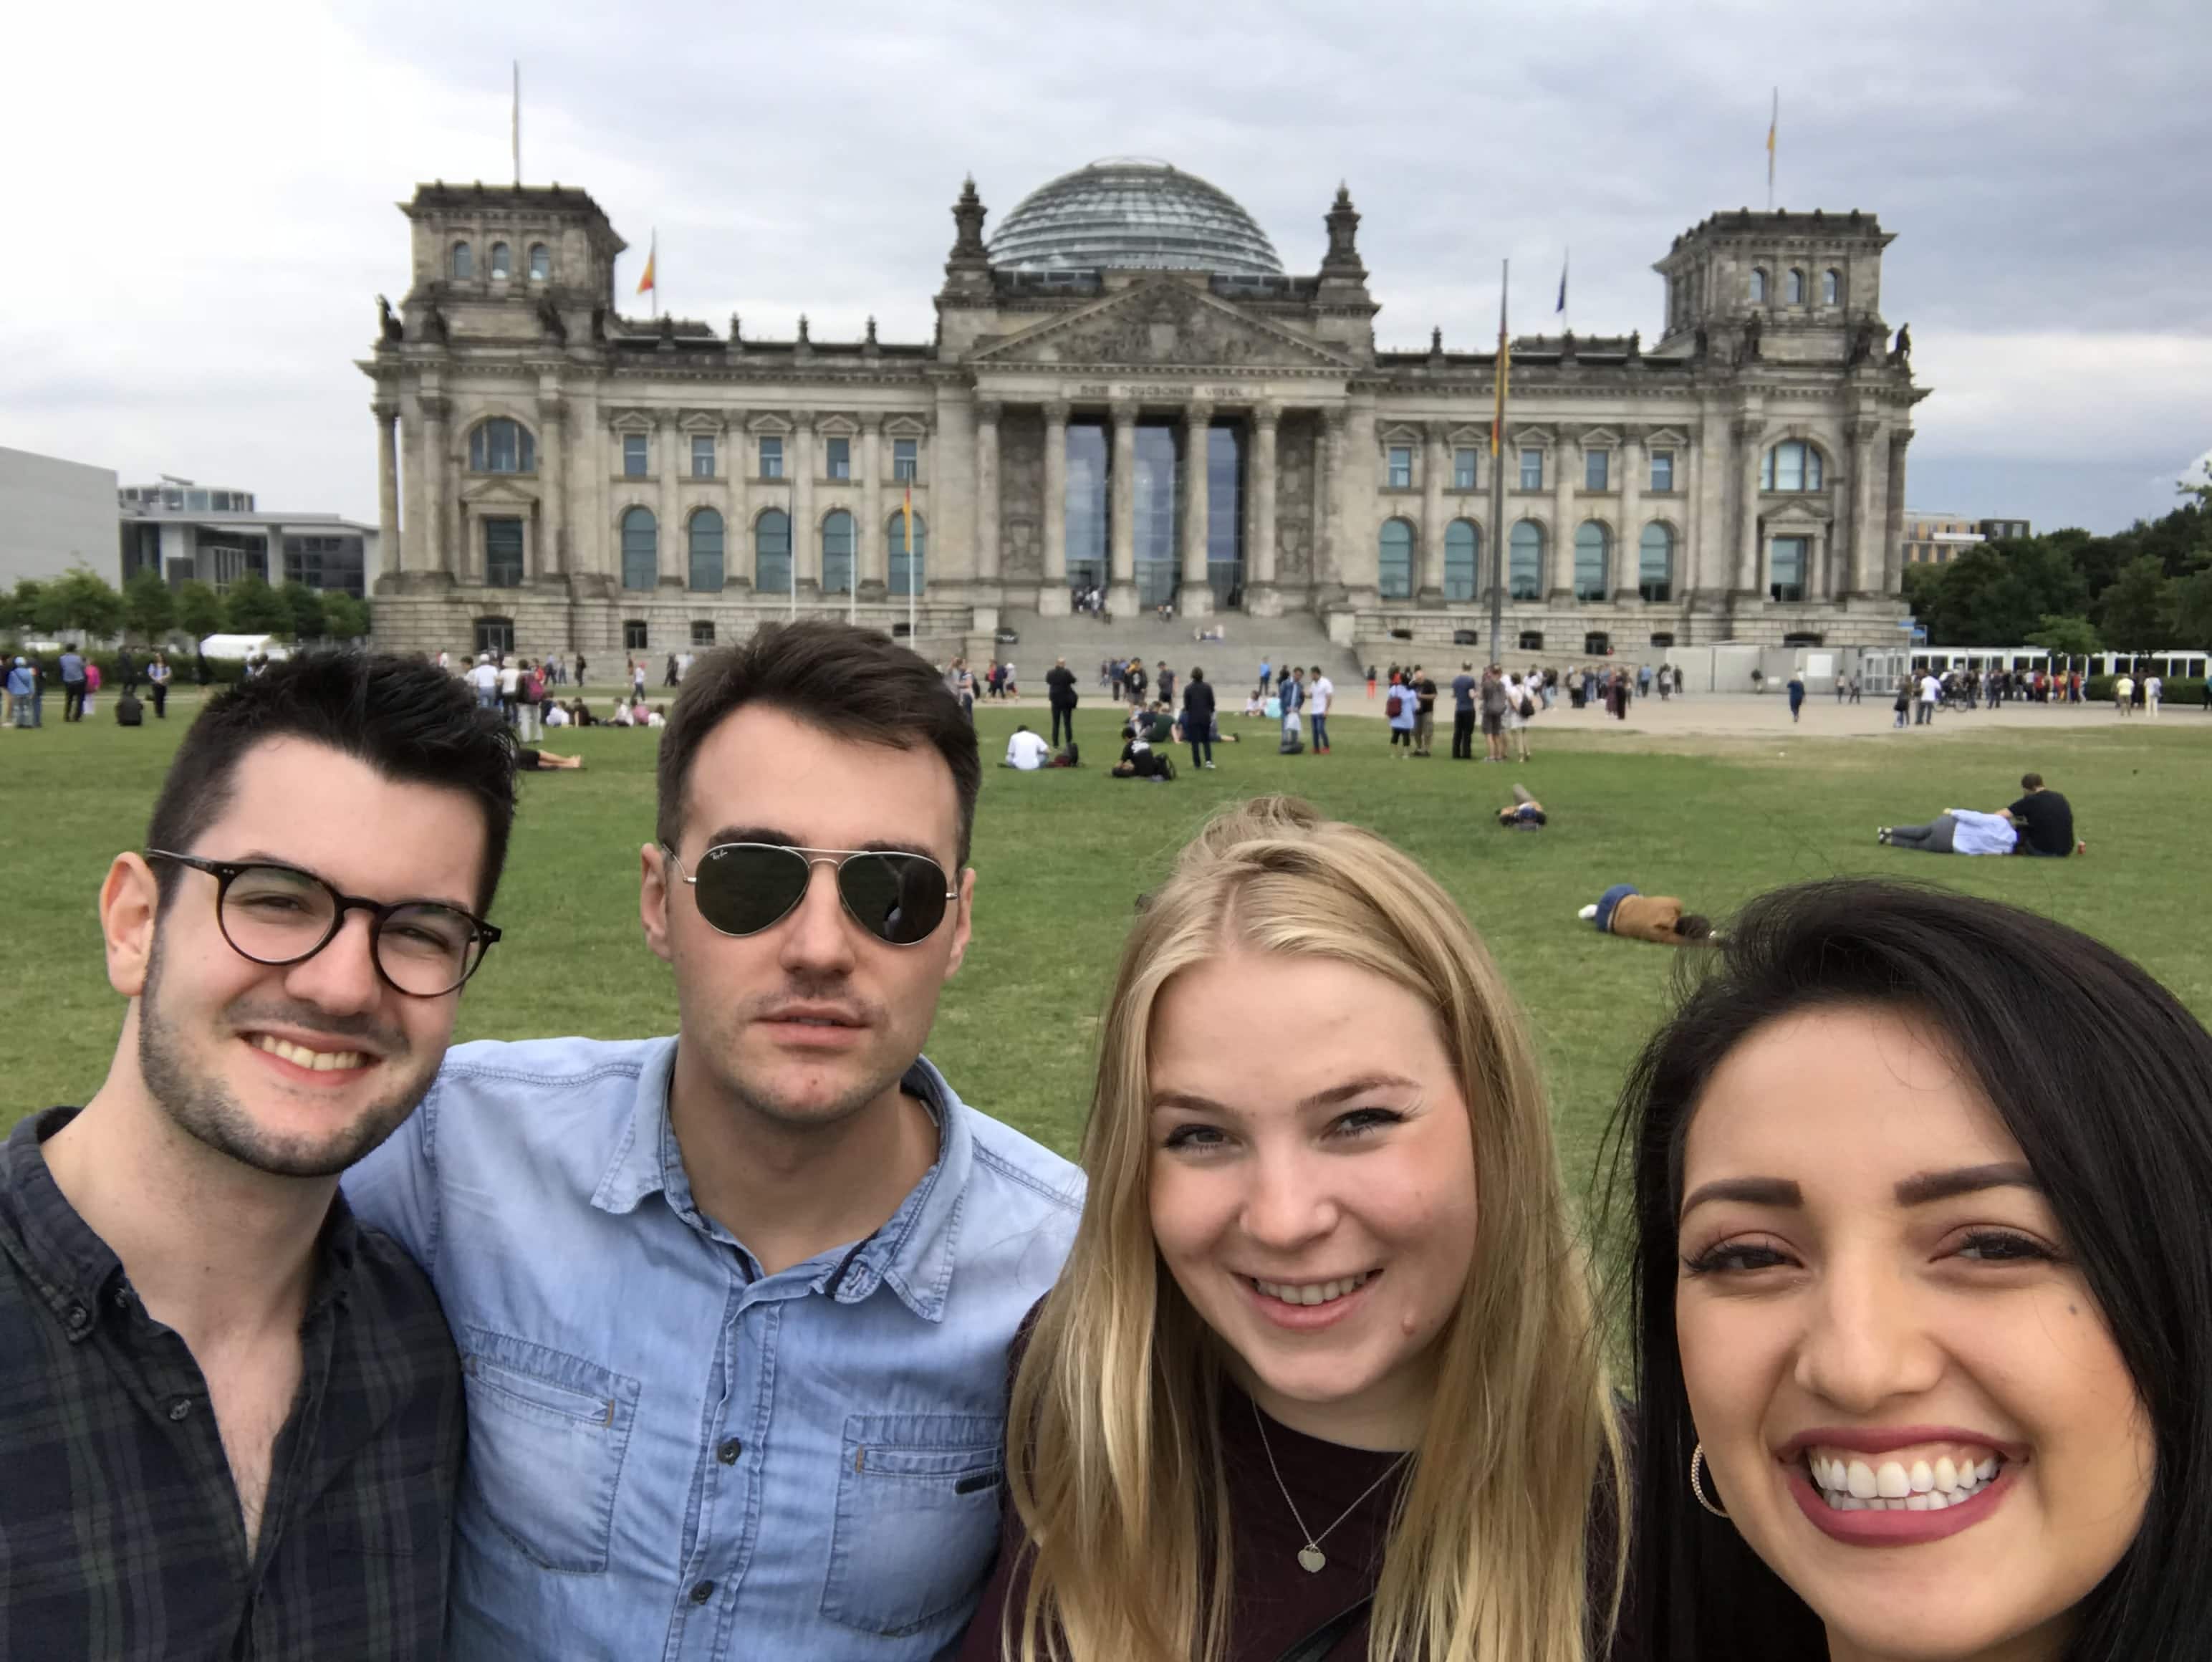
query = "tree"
xmin=2024 ymin=614 xmax=2102 ymax=658
xmin=2095 ymin=555 xmax=2176 ymax=650
xmin=122 ymin=570 xmax=178 ymax=641
xmin=2170 ymin=567 xmax=2212 ymax=647
xmin=0 ymin=579 xmax=38 ymax=633
xmin=322 ymin=594 xmax=372 ymax=642
xmin=175 ymin=580 xmax=223 ymax=640
xmin=279 ymin=581 xmax=327 ymax=643
xmin=223 ymin=572 xmax=289 ymax=636
xmin=47 ymin=566 xmax=125 ymax=641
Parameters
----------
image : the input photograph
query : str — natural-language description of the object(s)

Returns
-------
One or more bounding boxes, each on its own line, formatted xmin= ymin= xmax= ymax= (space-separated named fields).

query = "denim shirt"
xmin=343 ymin=1036 xmax=1082 ymax=1661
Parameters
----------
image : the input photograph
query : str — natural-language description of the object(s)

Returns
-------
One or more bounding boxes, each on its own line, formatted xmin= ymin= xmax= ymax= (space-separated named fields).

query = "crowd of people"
xmin=6 ymin=623 xmax=2207 ymax=1662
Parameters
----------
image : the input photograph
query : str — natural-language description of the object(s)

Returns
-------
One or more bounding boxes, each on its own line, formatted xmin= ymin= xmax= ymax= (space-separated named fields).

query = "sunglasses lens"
xmin=691 ymin=845 xmax=810 ymax=937
xmin=839 ymin=853 xmax=947 ymax=946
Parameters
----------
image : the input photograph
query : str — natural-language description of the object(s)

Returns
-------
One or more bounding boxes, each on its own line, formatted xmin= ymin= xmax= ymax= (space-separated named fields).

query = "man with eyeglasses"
xmin=345 ymin=618 xmax=1082 ymax=1660
xmin=0 ymin=653 xmax=516 ymax=1659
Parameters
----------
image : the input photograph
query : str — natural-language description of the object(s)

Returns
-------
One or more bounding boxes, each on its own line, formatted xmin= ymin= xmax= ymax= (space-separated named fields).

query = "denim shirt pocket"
xmin=819 ymin=1412 xmax=1005 ymax=1637
xmin=459 ymin=1327 xmax=642 ymax=1575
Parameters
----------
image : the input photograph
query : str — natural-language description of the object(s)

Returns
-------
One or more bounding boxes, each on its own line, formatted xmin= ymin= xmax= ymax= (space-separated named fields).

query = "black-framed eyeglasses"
xmin=663 ymin=842 xmax=957 ymax=947
xmin=145 ymin=850 xmax=500 ymax=997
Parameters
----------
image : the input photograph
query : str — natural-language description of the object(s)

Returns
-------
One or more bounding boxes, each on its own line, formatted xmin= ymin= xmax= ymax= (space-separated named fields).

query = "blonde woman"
xmin=960 ymin=797 xmax=1625 ymax=1662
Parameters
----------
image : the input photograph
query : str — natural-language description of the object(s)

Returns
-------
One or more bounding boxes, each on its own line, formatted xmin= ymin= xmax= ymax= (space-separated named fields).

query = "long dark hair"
xmin=1603 ymin=878 xmax=2212 ymax=1661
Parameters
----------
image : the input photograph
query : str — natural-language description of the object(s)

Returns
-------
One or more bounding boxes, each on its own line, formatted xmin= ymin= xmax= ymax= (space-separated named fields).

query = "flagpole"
xmin=905 ymin=491 xmax=916 ymax=648
xmin=1767 ymin=88 xmax=1778 ymax=211
xmin=1486 ymin=259 xmax=1510 ymax=667
xmin=511 ymin=61 xmax=520 ymax=186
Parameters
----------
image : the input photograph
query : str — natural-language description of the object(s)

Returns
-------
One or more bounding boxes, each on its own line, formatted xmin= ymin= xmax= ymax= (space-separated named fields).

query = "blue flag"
xmin=1556 ymin=252 xmax=1568 ymax=315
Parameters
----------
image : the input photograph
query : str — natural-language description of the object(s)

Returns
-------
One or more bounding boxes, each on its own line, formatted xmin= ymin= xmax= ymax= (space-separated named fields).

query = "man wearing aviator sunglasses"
xmin=347 ymin=619 xmax=1082 ymax=1661
xmin=0 ymin=653 xmax=516 ymax=1659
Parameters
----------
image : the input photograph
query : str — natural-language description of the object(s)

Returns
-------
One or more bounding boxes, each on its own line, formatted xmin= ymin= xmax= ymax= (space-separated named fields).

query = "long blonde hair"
xmin=1004 ymin=796 xmax=1624 ymax=1662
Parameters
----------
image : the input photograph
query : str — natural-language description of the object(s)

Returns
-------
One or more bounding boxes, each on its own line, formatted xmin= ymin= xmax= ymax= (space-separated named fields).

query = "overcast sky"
xmin=5 ymin=0 xmax=2207 ymax=535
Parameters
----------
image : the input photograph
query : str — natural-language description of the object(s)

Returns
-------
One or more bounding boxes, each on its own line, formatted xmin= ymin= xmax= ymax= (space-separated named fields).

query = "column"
xmin=372 ymin=399 xmax=400 ymax=579
xmin=1613 ymin=432 xmax=1643 ymax=602
xmin=536 ymin=390 xmax=566 ymax=581
xmin=656 ymin=410 xmax=682 ymax=587
xmin=1246 ymin=403 xmax=1280 ymax=616
xmin=1317 ymin=405 xmax=1347 ymax=594
xmin=722 ymin=417 xmax=746 ymax=591
xmin=1106 ymin=398 xmax=1138 ymax=616
xmin=1847 ymin=418 xmax=1882 ymax=597
xmin=1882 ymin=428 xmax=1913 ymax=595
xmin=1689 ymin=398 xmax=1728 ymax=609
xmin=974 ymin=399 xmax=1002 ymax=586
xmin=576 ymin=388 xmax=605 ymax=587
xmin=420 ymin=393 xmax=450 ymax=577
xmin=1734 ymin=416 xmax=1764 ymax=596
xmin=1415 ymin=419 xmax=1448 ymax=605
xmin=1039 ymin=400 xmax=1070 ymax=615
xmin=792 ymin=413 xmax=817 ymax=594
xmin=1342 ymin=395 xmax=1377 ymax=600
xmin=1547 ymin=429 xmax=1577 ymax=603
xmin=1177 ymin=399 xmax=1214 ymax=616
xmin=859 ymin=414 xmax=884 ymax=599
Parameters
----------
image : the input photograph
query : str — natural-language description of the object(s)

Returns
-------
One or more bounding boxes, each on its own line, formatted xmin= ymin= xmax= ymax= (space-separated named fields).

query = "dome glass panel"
xmin=987 ymin=158 xmax=1282 ymax=277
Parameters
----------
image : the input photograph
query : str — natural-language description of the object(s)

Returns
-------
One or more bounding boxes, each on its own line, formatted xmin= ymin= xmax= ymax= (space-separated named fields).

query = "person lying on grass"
xmin=1579 ymin=883 xmax=1716 ymax=946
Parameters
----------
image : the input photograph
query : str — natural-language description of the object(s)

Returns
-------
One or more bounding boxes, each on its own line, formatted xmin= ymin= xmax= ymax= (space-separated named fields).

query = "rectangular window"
xmin=1770 ymin=536 xmax=1809 ymax=602
xmin=691 ymin=620 xmax=715 ymax=648
xmin=759 ymin=436 xmax=784 ymax=479
xmin=826 ymin=436 xmax=851 ymax=480
xmin=893 ymin=438 xmax=918 ymax=482
xmin=624 ymin=619 xmax=648 ymax=650
xmin=623 ymin=433 xmax=648 ymax=477
xmin=1387 ymin=446 xmax=1413 ymax=489
xmin=1585 ymin=449 xmax=1610 ymax=491
xmin=484 ymin=517 xmax=525 ymax=587
xmin=1650 ymin=449 xmax=1675 ymax=492
xmin=1453 ymin=448 xmax=1478 ymax=490
xmin=1519 ymin=448 xmax=1543 ymax=491
xmin=691 ymin=436 xmax=715 ymax=478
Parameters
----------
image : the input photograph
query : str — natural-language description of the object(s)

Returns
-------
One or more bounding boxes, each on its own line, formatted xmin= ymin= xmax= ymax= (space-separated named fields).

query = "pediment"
xmin=746 ymin=411 xmax=794 ymax=435
xmin=1763 ymin=497 xmax=1834 ymax=526
xmin=607 ymin=408 xmax=655 ymax=433
xmin=678 ymin=409 xmax=725 ymax=433
xmin=1579 ymin=426 xmax=1622 ymax=448
xmin=459 ymin=476 xmax=540 ymax=506
xmin=1509 ymin=424 xmax=1557 ymax=448
xmin=1645 ymin=426 xmax=1691 ymax=447
xmin=1446 ymin=424 xmax=1489 ymax=447
xmin=1376 ymin=421 xmax=1423 ymax=446
xmin=814 ymin=412 xmax=860 ymax=438
xmin=970 ymin=277 xmax=1357 ymax=372
xmin=883 ymin=414 xmax=930 ymax=438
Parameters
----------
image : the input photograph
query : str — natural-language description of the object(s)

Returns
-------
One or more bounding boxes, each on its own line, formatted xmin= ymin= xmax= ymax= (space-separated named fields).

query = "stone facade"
xmin=363 ymin=177 xmax=1923 ymax=663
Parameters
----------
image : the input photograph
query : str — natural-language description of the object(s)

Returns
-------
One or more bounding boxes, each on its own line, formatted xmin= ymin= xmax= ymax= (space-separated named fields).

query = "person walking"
xmin=1365 ymin=662 xmax=1378 ymax=698
xmin=1156 ymin=661 xmax=1175 ymax=708
xmin=1182 ymin=666 xmax=1217 ymax=770
xmin=1916 ymin=667 xmax=1942 ymax=726
xmin=496 ymin=655 xmax=522 ymax=729
xmin=631 ymin=658 xmax=648 ymax=702
xmin=1450 ymin=661 xmax=1477 ymax=759
xmin=1278 ymin=663 xmax=1305 ymax=750
xmin=5 ymin=656 xmax=32 ymax=729
xmin=58 ymin=645 xmax=87 ymax=722
xmin=2147 ymin=672 xmax=2163 ymax=719
xmin=146 ymin=652 xmax=172 ymax=719
xmin=1308 ymin=663 xmax=1335 ymax=753
xmin=1479 ymin=665 xmax=1510 ymax=761
xmin=82 ymin=658 xmax=101 ymax=719
xmin=1045 ymin=656 xmax=1078 ymax=749
xmin=1408 ymin=664 xmax=1438 ymax=756
xmin=1385 ymin=670 xmax=1415 ymax=756
xmin=1787 ymin=667 xmax=1806 ymax=724
xmin=1504 ymin=668 xmax=1536 ymax=762
xmin=1257 ymin=657 xmax=1271 ymax=696
xmin=1834 ymin=671 xmax=1846 ymax=703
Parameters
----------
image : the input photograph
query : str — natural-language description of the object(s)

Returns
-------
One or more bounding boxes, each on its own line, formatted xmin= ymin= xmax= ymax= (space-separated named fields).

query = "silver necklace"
xmin=1251 ymin=1398 xmax=1410 ymax=1573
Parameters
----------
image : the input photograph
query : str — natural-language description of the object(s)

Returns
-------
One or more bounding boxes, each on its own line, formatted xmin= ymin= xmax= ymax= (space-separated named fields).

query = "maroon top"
xmin=957 ymin=1382 xmax=1406 ymax=1662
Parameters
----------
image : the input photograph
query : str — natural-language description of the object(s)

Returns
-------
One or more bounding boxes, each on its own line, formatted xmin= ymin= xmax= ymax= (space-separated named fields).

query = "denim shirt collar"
xmin=587 ymin=1036 xmax=972 ymax=1324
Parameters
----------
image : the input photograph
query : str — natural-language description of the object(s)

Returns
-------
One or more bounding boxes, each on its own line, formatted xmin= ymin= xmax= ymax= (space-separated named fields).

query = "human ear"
xmin=100 ymin=854 xmax=162 ymax=999
xmin=942 ymin=867 xmax=977 ymax=981
xmin=639 ymin=843 xmax=676 ymax=964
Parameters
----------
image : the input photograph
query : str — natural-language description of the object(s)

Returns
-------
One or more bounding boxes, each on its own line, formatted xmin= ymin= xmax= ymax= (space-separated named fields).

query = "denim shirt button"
xmin=688 ymin=1580 xmax=716 ymax=1605
xmin=716 ymin=1438 xmax=742 ymax=1465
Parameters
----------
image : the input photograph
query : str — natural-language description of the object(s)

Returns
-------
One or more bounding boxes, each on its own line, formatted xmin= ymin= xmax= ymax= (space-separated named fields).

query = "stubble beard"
xmin=136 ymin=937 xmax=439 ymax=1179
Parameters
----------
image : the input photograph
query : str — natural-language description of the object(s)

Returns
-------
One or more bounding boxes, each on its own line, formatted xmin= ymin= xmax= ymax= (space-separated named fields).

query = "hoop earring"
xmin=1690 ymin=1443 xmax=1729 ymax=1519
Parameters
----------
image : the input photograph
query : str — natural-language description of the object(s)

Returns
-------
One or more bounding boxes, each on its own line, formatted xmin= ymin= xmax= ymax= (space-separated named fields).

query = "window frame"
xmin=691 ymin=620 xmax=716 ymax=648
xmin=1518 ymin=448 xmax=1544 ymax=491
xmin=1769 ymin=534 xmax=1810 ymax=603
xmin=482 ymin=516 xmax=525 ymax=589
xmin=888 ymin=509 xmax=927 ymax=596
xmin=1453 ymin=447 xmax=1478 ymax=490
xmin=1638 ymin=522 xmax=1675 ymax=604
xmin=1785 ymin=268 xmax=1805 ymax=304
xmin=622 ymin=433 xmax=648 ymax=478
xmin=755 ymin=509 xmax=793 ymax=594
xmin=825 ymin=436 xmax=852 ymax=481
xmin=489 ymin=241 xmax=511 ymax=281
xmin=1749 ymin=266 xmax=1768 ymax=304
xmin=686 ymin=507 xmax=725 ymax=593
xmin=1649 ymin=448 xmax=1675 ymax=493
xmin=759 ymin=435 xmax=784 ymax=481
xmin=891 ymin=438 xmax=919 ymax=484
xmin=691 ymin=435 xmax=716 ymax=479
xmin=620 ymin=506 xmax=658 ymax=591
xmin=1377 ymin=518 xmax=1415 ymax=600
xmin=528 ymin=243 xmax=551 ymax=282
xmin=1508 ymin=521 xmax=1544 ymax=601
xmin=1386 ymin=445 xmax=1414 ymax=490
xmin=1443 ymin=519 xmax=1478 ymax=602
xmin=624 ymin=619 xmax=648 ymax=651
xmin=450 ymin=241 xmax=473 ymax=281
xmin=471 ymin=418 xmax=535 ymax=476
xmin=1572 ymin=522 xmax=1610 ymax=602
xmin=821 ymin=509 xmax=857 ymax=595
xmin=1585 ymin=448 xmax=1610 ymax=492
xmin=1822 ymin=268 xmax=1841 ymax=306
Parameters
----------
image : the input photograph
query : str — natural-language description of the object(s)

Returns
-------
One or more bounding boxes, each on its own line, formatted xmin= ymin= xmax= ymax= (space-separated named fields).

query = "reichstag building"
xmin=362 ymin=158 xmax=1923 ymax=662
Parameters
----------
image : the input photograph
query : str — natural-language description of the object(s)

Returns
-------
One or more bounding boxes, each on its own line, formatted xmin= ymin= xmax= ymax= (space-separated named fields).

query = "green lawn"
xmin=6 ymin=698 xmax=2208 ymax=1210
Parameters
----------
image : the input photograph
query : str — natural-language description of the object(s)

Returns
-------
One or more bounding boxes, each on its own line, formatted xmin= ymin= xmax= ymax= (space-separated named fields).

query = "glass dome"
xmin=986 ymin=158 xmax=1283 ymax=278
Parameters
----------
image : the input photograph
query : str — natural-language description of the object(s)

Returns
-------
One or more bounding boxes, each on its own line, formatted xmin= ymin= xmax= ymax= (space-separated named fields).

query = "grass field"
xmin=6 ymin=695 xmax=2208 ymax=1209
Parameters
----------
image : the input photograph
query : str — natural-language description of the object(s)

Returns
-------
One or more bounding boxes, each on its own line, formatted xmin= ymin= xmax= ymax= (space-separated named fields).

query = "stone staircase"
xmin=988 ymin=605 xmax=1361 ymax=696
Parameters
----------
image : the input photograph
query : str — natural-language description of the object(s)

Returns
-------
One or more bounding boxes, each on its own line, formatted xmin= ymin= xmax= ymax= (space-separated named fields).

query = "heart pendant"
xmin=1297 ymin=1546 xmax=1326 ymax=1574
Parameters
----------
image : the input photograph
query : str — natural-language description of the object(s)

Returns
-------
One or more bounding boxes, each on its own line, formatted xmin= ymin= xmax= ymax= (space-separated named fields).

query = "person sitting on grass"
xmin=1578 ymin=883 xmax=1716 ymax=945
xmin=1495 ymin=783 xmax=1547 ymax=830
xmin=1877 ymin=807 xmax=2019 ymax=855
xmin=1110 ymin=722 xmax=1173 ymax=780
xmin=1002 ymin=724 xmax=1052 ymax=771
xmin=1243 ymin=686 xmax=1266 ymax=718
xmin=515 ymin=746 xmax=584 ymax=771
xmin=608 ymin=699 xmax=635 ymax=727
xmin=2001 ymin=770 xmax=2084 ymax=857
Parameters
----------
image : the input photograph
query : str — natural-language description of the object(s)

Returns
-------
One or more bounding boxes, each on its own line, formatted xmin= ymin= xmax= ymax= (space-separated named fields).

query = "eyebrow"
xmin=1150 ymin=1073 xmax=1424 ymax=1117
xmin=235 ymin=849 xmax=476 ymax=916
xmin=1678 ymin=1162 xmax=2044 ymax=1223
xmin=697 ymin=826 xmax=944 ymax=863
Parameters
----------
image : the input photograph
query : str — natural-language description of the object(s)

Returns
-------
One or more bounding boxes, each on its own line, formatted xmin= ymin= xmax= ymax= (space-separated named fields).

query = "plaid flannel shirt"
xmin=0 ymin=1108 xmax=463 ymax=1660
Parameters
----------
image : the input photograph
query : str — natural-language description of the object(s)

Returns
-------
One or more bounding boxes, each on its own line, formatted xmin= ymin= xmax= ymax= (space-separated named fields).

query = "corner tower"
xmin=1655 ymin=208 xmax=1893 ymax=366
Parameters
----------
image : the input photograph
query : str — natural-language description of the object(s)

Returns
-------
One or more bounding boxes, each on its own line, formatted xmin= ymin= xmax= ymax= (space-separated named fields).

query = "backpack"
xmin=1385 ymin=690 xmax=1403 ymax=719
xmin=525 ymin=670 xmax=544 ymax=703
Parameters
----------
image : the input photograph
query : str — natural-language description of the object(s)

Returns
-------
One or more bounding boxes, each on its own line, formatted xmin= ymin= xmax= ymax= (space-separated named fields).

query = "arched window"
xmin=620 ymin=507 xmax=657 ymax=590
xmin=1443 ymin=520 xmax=1478 ymax=602
xmin=1749 ymin=267 xmax=1767 ymax=304
xmin=1574 ymin=522 xmax=1610 ymax=602
xmin=1822 ymin=268 xmax=1841 ymax=306
xmin=1509 ymin=521 xmax=1544 ymax=601
xmin=528 ymin=243 xmax=551 ymax=282
xmin=1785 ymin=268 xmax=1805 ymax=304
xmin=1761 ymin=440 xmax=1825 ymax=492
xmin=1639 ymin=523 xmax=1675 ymax=603
xmin=1377 ymin=519 xmax=1415 ymax=600
xmin=755 ymin=509 xmax=792 ymax=594
xmin=688 ymin=509 xmax=724 ymax=592
xmin=822 ymin=510 xmax=856 ymax=595
xmin=468 ymin=418 xmax=535 ymax=474
xmin=450 ymin=241 xmax=473 ymax=281
xmin=888 ymin=509 xmax=928 ymax=596
xmin=489 ymin=241 xmax=511 ymax=280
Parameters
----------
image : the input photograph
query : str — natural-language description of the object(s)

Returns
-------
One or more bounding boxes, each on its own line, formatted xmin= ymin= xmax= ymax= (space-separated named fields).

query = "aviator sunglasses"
xmin=662 ymin=841 xmax=957 ymax=946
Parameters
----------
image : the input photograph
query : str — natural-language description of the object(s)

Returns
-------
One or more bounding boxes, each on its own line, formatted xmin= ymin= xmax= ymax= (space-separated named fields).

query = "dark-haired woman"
xmin=1609 ymin=878 xmax=2212 ymax=1662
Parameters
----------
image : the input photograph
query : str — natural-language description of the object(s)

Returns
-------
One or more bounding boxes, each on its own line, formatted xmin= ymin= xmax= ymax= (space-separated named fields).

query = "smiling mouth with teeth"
xmin=1805 ymin=1447 xmax=2006 ymax=1512
xmin=1249 ymin=1271 xmax=1376 ymax=1307
xmin=248 ymin=1034 xmax=372 ymax=1074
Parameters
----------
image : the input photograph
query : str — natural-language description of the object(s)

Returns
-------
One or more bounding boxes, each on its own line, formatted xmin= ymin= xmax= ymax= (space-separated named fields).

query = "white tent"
xmin=197 ymin=633 xmax=292 ymax=661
